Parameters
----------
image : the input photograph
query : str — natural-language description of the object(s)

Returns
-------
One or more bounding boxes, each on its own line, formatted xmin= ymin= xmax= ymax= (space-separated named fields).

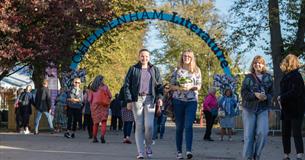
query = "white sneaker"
xmin=24 ymin=128 xmax=30 ymax=134
xmin=152 ymin=140 xmax=155 ymax=145
xmin=19 ymin=129 xmax=25 ymax=134
xmin=186 ymin=151 xmax=193 ymax=159
xmin=176 ymin=152 xmax=183 ymax=159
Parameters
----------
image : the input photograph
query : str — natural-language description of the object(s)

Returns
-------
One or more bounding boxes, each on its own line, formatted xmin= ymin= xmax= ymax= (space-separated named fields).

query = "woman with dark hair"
xmin=278 ymin=54 xmax=305 ymax=160
xmin=83 ymin=85 xmax=93 ymax=139
xmin=123 ymin=49 xmax=163 ymax=159
xmin=153 ymin=83 xmax=170 ymax=140
xmin=18 ymin=85 xmax=34 ymax=134
xmin=14 ymin=88 xmax=24 ymax=133
xmin=218 ymin=88 xmax=238 ymax=141
xmin=54 ymin=88 xmax=67 ymax=133
xmin=88 ymin=75 xmax=112 ymax=143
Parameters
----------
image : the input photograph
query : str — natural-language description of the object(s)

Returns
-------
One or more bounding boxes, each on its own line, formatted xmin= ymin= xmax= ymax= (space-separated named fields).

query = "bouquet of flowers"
xmin=177 ymin=77 xmax=192 ymax=90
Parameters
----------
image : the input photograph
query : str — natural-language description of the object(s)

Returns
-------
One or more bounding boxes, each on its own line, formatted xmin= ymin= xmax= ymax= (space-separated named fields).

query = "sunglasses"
xmin=183 ymin=55 xmax=192 ymax=58
xmin=74 ymin=82 xmax=81 ymax=84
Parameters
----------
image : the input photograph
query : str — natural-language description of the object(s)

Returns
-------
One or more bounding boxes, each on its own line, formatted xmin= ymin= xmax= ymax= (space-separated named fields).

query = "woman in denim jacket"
xmin=241 ymin=55 xmax=273 ymax=160
xmin=218 ymin=88 xmax=238 ymax=141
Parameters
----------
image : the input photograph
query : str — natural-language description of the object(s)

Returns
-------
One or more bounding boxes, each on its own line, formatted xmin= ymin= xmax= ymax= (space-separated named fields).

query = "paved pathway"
xmin=0 ymin=125 xmax=300 ymax=160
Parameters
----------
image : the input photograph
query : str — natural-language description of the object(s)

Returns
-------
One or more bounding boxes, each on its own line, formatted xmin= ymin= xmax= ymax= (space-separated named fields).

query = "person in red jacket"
xmin=202 ymin=87 xmax=218 ymax=141
xmin=88 ymin=75 xmax=112 ymax=143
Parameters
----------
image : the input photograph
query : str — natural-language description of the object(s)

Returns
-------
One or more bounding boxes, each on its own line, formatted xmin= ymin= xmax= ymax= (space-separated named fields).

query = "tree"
xmin=155 ymin=0 xmax=238 ymax=102
xmin=228 ymin=0 xmax=305 ymax=96
xmin=79 ymin=0 xmax=151 ymax=94
xmin=0 ymin=0 xmax=114 ymax=87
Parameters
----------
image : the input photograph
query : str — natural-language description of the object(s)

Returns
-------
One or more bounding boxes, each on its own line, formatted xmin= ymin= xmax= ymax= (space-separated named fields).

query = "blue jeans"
xmin=34 ymin=111 xmax=54 ymax=132
xmin=173 ymin=99 xmax=197 ymax=153
xmin=153 ymin=113 xmax=167 ymax=139
xmin=123 ymin=121 xmax=133 ymax=138
xmin=242 ymin=109 xmax=269 ymax=160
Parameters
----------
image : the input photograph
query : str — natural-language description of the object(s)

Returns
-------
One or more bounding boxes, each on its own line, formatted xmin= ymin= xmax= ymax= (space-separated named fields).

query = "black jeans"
xmin=67 ymin=108 xmax=81 ymax=132
xmin=20 ymin=107 xmax=31 ymax=129
xmin=203 ymin=111 xmax=217 ymax=139
xmin=15 ymin=108 xmax=22 ymax=131
xmin=282 ymin=117 xmax=304 ymax=154
xmin=84 ymin=114 xmax=93 ymax=138
xmin=111 ymin=115 xmax=123 ymax=130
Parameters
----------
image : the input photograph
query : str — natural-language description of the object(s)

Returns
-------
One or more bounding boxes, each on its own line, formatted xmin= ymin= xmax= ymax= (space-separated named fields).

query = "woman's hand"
xmin=254 ymin=92 xmax=267 ymax=101
xmin=157 ymin=98 xmax=163 ymax=107
xmin=127 ymin=102 xmax=132 ymax=110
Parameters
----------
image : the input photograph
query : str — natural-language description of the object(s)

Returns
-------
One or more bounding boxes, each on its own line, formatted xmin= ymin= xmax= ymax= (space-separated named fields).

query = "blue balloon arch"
xmin=70 ymin=10 xmax=232 ymax=76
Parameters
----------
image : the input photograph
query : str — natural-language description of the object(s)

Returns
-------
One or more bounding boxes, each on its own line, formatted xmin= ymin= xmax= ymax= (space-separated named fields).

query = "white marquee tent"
xmin=0 ymin=73 xmax=34 ymax=89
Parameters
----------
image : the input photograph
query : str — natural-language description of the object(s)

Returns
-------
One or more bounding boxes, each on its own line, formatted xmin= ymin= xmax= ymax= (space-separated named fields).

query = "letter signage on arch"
xmin=70 ymin=10 xmax=232 ymax=76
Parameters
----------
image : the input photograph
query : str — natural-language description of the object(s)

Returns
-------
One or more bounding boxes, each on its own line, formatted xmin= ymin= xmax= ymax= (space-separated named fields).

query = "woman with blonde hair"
xmin=278 ymin=54 xmax=305 ymax=160
xmin=170 ymin=49 xmax=202 ymax=159
xmin=241 ymin=55 xmax=273 ymax=160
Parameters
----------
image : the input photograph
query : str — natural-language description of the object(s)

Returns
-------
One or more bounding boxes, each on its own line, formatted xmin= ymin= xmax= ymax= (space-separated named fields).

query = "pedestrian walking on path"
xmin=54 ymin=88 xmax=68 ymax=133
xmin=18 ymin=85 xmax=34 ymax=134
xmin=65 ymin=78 xmax=83 ymax=139
xmin=34 ymin=79 xmax=54 ymax=135
xmin=110 ymin=94 xmax=123 ymax=131
xmin=123 ymin=49 xmax=163 ymax=159
xmin=170 ymin=49 xmax=202 ymax=159
xmin=278 ymin=54 xmax=305 ymax=160
xmin=218 ymin=88 xmax=238 ymax=141
xmin=241 ymin=55 xmax=273 ymax=160
xmin=202 ymin=87 xmax=218 ymax=142
xmin=88 ymin=75 xmax=112 ymax=143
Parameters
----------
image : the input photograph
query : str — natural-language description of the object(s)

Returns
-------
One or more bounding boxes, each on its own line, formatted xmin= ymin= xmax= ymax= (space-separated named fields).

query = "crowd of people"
xmin=12 ymin=49 xmax=305 ymax=160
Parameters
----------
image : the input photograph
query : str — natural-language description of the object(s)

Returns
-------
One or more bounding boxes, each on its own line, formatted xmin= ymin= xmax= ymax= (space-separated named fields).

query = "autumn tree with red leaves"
xmin=0 ymin=0 xmax=147 ymax=87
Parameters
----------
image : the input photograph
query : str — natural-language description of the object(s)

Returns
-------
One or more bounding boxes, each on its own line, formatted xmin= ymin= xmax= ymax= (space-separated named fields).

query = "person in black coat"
xmin=110 ymin=94 xmax=123 ymax=131
xmin=18 ymin=85 xmax=34 ymax=134
xmin=278 ymin=54 xmax=305 ymax=160
xmin=34 ymin=79 xmax=54 ymax=134
xmin=14 ymin=88 xmax=24 ymax=133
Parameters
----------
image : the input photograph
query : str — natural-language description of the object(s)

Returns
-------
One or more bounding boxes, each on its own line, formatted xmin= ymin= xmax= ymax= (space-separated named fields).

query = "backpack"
xmin=18 ymin=92 xmax=30 ymax=107
xmin=91 ymin=87 xmax=111 ymax=106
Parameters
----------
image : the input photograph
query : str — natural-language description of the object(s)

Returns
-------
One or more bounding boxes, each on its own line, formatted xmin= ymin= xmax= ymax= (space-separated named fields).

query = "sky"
xmin=144 ymin=0 xmax=273 ymax=73
xmin=214 ymin=0 xmax=272 ymax=70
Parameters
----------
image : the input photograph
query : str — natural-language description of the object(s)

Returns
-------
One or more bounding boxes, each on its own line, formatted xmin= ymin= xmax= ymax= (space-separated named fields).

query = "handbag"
xmin=210 ymin=108 xmax=218 ymax=116
xmin=218 ymin=110 xmax=226 ymax=118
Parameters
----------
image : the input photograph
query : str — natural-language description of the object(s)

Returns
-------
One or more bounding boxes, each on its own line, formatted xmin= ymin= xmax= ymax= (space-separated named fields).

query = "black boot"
xmin=101 ymin=136 xmax=106 ymax=143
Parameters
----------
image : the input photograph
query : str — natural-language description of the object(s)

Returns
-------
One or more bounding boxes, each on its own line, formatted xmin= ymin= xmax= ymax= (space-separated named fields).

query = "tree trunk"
xmin=32 ymin=61 xmax=46 ymax=89
xmin=268 ymin=0 xmax=284 ymax=98
xmin=294 ymin=0 xmax=305 ymax=55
